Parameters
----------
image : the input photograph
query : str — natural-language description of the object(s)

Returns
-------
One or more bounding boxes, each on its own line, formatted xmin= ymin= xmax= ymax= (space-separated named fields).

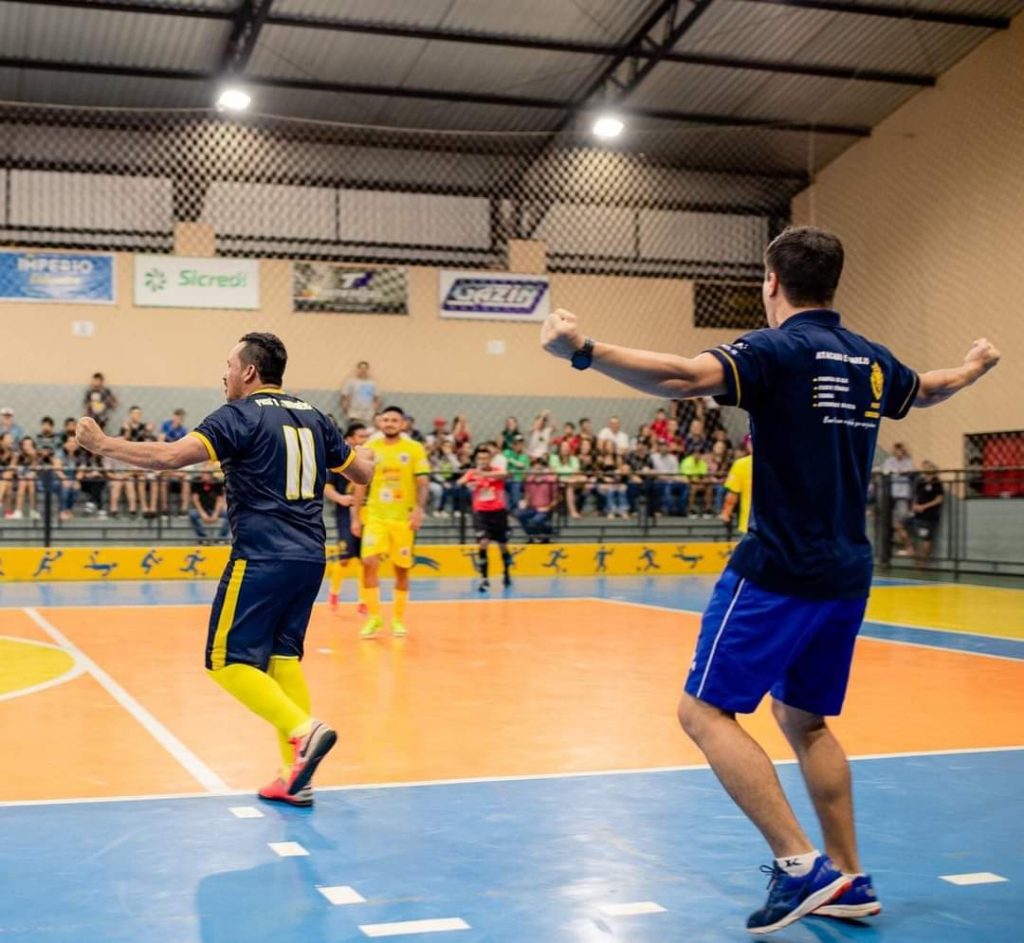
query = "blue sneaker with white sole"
xmin=812 ymin=874 xmax=881 ymax=919
xmin=746 ymin=855 xmax=851 ymax=935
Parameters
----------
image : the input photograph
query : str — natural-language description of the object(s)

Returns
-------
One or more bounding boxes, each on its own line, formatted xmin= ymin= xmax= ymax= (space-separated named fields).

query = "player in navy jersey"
xmin=77 ymin=333 xmax=375 ymax=807
xmin=542 ymin=227 xmax=1000 ymax=934
xmin=325 ymin=421 xmax=369 ymax=615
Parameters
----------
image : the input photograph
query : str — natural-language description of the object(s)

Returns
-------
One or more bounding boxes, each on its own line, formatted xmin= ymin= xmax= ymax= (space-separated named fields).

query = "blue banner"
xmin=0 ymin=251 xmax=115 ymax=304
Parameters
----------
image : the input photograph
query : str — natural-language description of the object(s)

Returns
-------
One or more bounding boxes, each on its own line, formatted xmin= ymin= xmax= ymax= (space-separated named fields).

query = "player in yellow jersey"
xmin=351 ymin=405 xmax=430 ymax=638
xmin=720 ymin=441 xmax=753 ymax=535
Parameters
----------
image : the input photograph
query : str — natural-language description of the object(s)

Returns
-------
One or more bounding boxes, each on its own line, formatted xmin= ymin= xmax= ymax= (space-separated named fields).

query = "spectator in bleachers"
xmin=681 ymin=447 xmax=712 ymax=517
xmin=552 ymin=421 xmax=579 ymax=454
xmin=596 ymin=438 xmax=628 ymax=518
xmin=882 ymin=441 xmax=916 ymax=555
xmin=685 ymin=418 xmax=710 ymax=456
xmin=189 ymin=466 xmax=229 ymax=544
xmin=36 ymin=416 xmax=61 ymax=453
xmin=651 ymin=439 xmax=684 ymax=515
xmin=597 ymin=416 xmax=630 ymax=453
xmin=34 ymin=442 xmax=66 ymax=518
xmin=707 ymin=439 xmax=731 ymax=513
xmin=61 ymin=417 xmax=77 ymax=446
xmin=404 ymin=415 xmax=426 ymax=444
xmin=550 ymin=439 xmax=582 ymax=518
xmin=426 ymin=417 xmax=452 ymax=450
xmin=578 ymin=417 xmax=596 ymax=453
xmin=9 ymin=437 xmax=39 ymax=520
xmin=625 ymin=440 xmax=654 ymax=515
xmin=500 ymin=416 xmax=520 ymax=451
xmin=341 ymin=360 xmax=380 ymax=425
xmin=451 ymin=415 xmax=472 ymax=448
xmin=430 ymin=439 xmax=461 ymax=515
xmin=57 ymin=435 xmax=85 ymax=520
xmin=121 ymin=407 xmax=159 ymax=519
xmin=665 ymin=417 xmax=684 ymax=450
xmin=83 ymin=373 xmax=117 ymax=430
xmin=910 ymin=461 xmax=945 ymax=566
xmin=650 ymin=407 xmax=670 ymax=442
xmin=159 ymin=409 xmax=192 ymax=516
xmin=74 ymin=442 xmax=106 ymax=516
xmin=503 ymin=434 xmax=529 ymax=510
xmin=576 ymin=436 xmax=598 ymax=513
xmin=528 ymin=411 xmax=553 ymax=458
xmin=518 ymin=455 xmax=557 ymax=542
xmin=0 ymin=407 xmax=24 ymax=443
xmin=0 ymin=433 xmax=13 ymax=515
xmin=698 ymin=395 xmax=724 ymax=435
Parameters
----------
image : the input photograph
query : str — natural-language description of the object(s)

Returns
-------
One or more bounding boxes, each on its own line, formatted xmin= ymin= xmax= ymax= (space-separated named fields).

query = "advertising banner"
xmin=293 ymin=263 xmax=407 ymax=314
xmin=439 ymin=270 xmax=550 ymax=322
xmin=0 ymin=251 xmax=115 ymax=304
xmin=134 ymin=255 xmax=260 ymax=309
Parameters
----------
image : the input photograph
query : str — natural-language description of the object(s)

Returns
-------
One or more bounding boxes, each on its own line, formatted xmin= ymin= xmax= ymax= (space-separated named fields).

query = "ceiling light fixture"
xmin=592 ymin=115 xmax=624 ymax=139
xmin=217 ymin=87 xmax=251 ymax=112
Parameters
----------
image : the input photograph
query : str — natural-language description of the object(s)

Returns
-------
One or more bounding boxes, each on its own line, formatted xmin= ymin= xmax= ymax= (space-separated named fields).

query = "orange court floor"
xmin=1 ymin=575 xmax=1022 ymax=803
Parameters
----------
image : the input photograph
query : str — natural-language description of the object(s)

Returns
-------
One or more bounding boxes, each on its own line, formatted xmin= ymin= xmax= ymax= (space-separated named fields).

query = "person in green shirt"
xmin=549 ymin=439 xmax=582 ymax=518
xmin=680 ymin=449 xmax=711 ymax=518
xmin=503 ymin=434 xmax=530 ymax=509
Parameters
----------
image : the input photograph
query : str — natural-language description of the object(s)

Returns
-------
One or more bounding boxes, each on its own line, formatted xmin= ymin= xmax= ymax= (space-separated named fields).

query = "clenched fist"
xmin=963 ymin=338 xmax=1000 ymax=375
xmin=540 ymin=308 xmax=585 ymax=360
xmin=75 ymin=416 xmax=106 ymax=455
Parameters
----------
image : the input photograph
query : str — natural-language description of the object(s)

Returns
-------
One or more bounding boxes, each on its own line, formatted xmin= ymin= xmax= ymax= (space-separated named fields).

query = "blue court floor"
xmin=2 ymin=750 xmax=1022 ymax=942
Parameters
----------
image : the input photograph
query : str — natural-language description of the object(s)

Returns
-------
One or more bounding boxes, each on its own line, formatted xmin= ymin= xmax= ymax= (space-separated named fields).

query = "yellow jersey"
xmin=723 ymin=454 xmax=753 ymax=533
xmin=365 ymin=437 xmax=430 ymax=522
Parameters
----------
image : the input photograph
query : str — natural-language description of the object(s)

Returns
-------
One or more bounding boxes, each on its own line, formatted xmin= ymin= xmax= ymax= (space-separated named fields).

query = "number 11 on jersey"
xmin=283 ymin=425 xmax=316 ymax=500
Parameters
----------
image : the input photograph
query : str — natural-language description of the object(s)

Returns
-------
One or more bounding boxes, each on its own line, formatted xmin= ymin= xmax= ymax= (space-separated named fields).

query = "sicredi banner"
xmin=134 ymin=255 xmax=260 ymax=309
xmin=0 ymin=251 xmax=115 ymax=304
xmin=439 ymin=271 xmax=550 ymax=322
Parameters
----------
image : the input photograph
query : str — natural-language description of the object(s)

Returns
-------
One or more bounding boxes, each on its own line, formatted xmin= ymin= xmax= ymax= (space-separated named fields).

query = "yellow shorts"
xmin=361 ymin=517 xmax=415 ymax=568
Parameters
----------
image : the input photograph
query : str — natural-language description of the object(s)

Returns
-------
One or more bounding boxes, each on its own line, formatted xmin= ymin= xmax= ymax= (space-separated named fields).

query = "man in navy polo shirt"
xmin=541 ymin=226 xmax=1000 ymax=935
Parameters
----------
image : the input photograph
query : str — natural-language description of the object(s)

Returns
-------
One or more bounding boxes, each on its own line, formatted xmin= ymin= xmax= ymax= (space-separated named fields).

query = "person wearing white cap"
xmin=0 ymin=408 xmax=24 ymax=443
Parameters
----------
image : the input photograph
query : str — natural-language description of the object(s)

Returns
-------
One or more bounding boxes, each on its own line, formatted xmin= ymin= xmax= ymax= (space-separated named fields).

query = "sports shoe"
xmin=391 ymin=619 xmax=407 ymax=638
xmin=812 ymin=874 xmax=880 ymax=919
xmin=477 ymin=578 xmax=490 ymax=593
xmin=286 ymin=719 xmax=337 ymax=795
xmin=746 ymin=855 xmax=850 ymax=935
xmin=327 ymin=591 xmax=339 ymax=611
xmin=356 ymin=602 xmax=368 ymax=616
xmin=502 ymin=572 xmax=512 ymax=588
xmin=258 ymin=776 xmax=313 ymax=808
xmin=360 ymin=615 xmax=383 ymax=639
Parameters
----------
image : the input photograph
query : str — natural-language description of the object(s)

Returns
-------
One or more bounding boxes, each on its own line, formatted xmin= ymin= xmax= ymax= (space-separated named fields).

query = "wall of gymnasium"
xmin=792 ymin=13 xmax=1024 ymax=470
xmin=0 ymin=252 xmax=752 ymax=436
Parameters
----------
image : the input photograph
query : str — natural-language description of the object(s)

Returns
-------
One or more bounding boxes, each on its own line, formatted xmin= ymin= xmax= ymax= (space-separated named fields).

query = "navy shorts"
xmin=684 ymin=568 xmax=867 ymax=716
xmin=336 ymin=514 xmax=362 ymax=561
xmin=206 ymin=557 xmax=326 ymax=671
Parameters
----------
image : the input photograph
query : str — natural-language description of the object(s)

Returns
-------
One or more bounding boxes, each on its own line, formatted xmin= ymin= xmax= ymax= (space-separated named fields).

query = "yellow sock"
xmin=208 ymin=663 xmax=310 ymax=743
xmin=268 ymin=655 xmax=312 ymax=777
xmin=366 ymin=584 xmax=381 ymax=618
xmin=329 ymin=560 xmax=346 ymax=596
xmin=394 ymin=587 xmax=408 ymax=622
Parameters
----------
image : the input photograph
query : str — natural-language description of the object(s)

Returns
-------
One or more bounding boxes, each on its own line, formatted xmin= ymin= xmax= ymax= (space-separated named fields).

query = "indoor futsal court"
xmin=1 ymin=0 xmax=1024 ymax=941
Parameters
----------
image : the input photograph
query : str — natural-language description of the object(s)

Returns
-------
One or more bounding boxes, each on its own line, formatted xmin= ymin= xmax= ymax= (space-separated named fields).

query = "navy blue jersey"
xmin=328 ymin=470 xmax=352 ymax=531
xmin=707 ymin=309 xmax=919 ymax=600
xmin=191 ymin=389 xmax=353 ymax=563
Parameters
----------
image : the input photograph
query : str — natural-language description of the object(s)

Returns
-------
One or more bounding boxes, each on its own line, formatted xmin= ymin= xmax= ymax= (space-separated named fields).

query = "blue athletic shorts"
xmin=336 ymin=511 xmax=361 ymax=561
xmin=684 ymin=567 xmax=868 ymax=716
xmin=205 ymin=557 xmax=326 ymax=671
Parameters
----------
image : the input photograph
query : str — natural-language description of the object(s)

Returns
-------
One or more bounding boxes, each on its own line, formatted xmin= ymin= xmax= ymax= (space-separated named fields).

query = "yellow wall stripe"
xmin=210 ymin=559 xmax=247 ymax=670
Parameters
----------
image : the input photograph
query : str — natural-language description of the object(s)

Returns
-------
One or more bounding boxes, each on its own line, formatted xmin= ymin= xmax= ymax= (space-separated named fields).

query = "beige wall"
xmin=793 ymin=14 xmax=1024 ymax=468
xmin=3 ymin=255 xmax=740 ymax=398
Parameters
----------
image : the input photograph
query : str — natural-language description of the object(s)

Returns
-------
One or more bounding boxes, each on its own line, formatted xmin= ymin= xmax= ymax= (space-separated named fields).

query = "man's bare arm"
xmin=540 ymin=308 xmax=726 ymax=398
xmin=915 ymin=338 xmax=1000 ymax=408
xmin=76 ymin=417 xmax=207 ymax=470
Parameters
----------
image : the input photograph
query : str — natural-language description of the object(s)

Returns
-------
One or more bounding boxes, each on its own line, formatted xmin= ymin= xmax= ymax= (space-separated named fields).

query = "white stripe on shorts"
xmin=695 ymin=577 xmax=746 ymax=700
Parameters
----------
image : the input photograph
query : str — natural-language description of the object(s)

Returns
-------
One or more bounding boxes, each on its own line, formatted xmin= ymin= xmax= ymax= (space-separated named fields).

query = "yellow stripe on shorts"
xmin=210 ymin=558 xmax=247 ymax=670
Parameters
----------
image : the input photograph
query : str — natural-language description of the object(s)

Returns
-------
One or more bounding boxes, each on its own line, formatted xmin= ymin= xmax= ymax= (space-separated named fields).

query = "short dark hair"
xmin=92 ymin=372 xmax=104 ymax=381
xmin=41 ymin=416 xmax=54 ymax=425
xmin=345 ymin=421 xmax=366 ymax=438
xmin=381 ymin=405 xmax=405 ymax=418
xmin=238 ymin=332 xmax=287 ymax=386
xmin=764 ymin=226 xmax=844 ymax=307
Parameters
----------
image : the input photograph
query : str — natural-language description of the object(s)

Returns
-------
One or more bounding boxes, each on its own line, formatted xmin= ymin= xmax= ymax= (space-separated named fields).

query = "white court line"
xmin=21 ymin=606 xmax=228 ymax=794
xmin=229 ymin=806 xmax=264 ymax=819
xmin=595 ymin=597 xmax=1024 ymax=662
xmin=268 ymin=841 xmax=308 ymax=857
xmin=318 ymin=885 xmax=367 ymax=905
xmin=598 ymin=901 xmax=666 ymax=916
xmin=862 ymin=616 xmax=1024 ymax=645
xmin=940 ymin=872 xmax=1008 ymax=886
xmin=360 ymin=918 xmax=469 ymax=937
xmin=0 ymin=634 xmax=86 ymax=703
xmin=4 ymin=744 xmax=1021 ymax=809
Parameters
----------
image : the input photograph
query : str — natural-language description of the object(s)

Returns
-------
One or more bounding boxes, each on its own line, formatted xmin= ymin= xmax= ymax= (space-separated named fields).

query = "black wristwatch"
xmin=571 ymin=337 xmax=595 ymax=371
